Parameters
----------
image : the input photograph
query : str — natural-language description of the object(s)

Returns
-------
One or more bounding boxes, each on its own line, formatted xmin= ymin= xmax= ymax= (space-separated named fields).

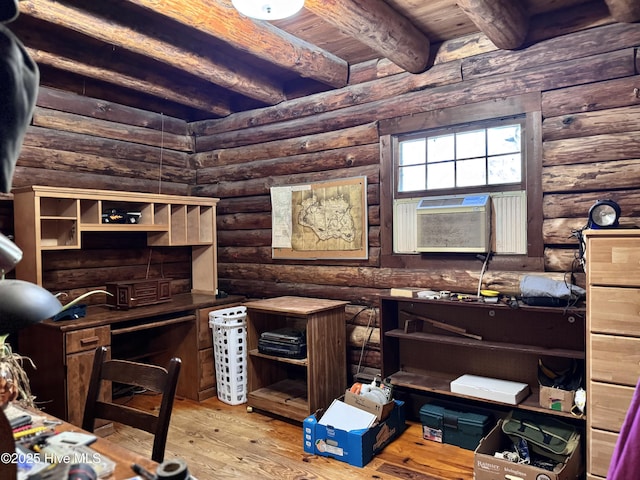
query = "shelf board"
xmin=386 ymin=329 xmax=585 ymax=359
xmin=388 ymin=370 xmax=584 ymax=421
xmin=249 ymin=349 xmax=307 ymax=366
xmin=81 ymin=223 xmax=169 ymax=232
xmin=382 ymin=295 xmax=585 ymax=315
xmin=41 ymin=244 xmax=81 ymax=250
xmin=248 ymin=379 xmax=309 ymax=421
xmin=41 ymin=216 xmax=77 ymax=220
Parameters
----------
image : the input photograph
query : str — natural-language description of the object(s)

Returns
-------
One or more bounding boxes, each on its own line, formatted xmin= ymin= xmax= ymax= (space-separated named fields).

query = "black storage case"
xmin=258 ymin=327 xmax=307 ymax=359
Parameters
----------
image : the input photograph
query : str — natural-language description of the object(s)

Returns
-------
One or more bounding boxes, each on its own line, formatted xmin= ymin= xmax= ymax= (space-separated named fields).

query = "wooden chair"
xmin=82 ymin=346 xmax=181 ymax=463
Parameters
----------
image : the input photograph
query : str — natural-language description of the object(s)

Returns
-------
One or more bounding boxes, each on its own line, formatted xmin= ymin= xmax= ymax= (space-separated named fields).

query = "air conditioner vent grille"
xmin=416 ymin=194 xmax=490 ymax=253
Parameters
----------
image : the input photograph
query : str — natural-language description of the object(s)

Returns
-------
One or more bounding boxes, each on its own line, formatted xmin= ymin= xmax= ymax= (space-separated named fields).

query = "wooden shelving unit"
xmin=244 ymin=296 xmax=348 ymax=422
xmin=380 ymin=295 xmax=586 ymax=421
xmin=12 ymin=185 xmax=218 ymax=294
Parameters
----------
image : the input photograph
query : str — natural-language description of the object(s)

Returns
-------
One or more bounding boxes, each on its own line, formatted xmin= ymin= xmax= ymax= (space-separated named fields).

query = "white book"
xmin=318 ymin=399 xmax=377 ymax=431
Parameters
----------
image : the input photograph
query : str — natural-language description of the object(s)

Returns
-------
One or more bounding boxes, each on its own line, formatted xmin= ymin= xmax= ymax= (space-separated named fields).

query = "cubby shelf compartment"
xmin=380 ymin=295 xmax=586 ymax=422
xmin=248 ymin=379 xmax=309 ymax=421
xmin=13 ymin=185 xmax=219 ymax=294
xmin=387 ymin=370 xmax=573 ymax=419
xmin=385 ymin=329 xmax=585 ymax=359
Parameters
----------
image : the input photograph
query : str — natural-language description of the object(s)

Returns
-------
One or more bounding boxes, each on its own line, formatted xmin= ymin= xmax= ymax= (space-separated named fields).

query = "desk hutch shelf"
xmin=12 ymin=185 xmax=218 ymax=293
xmin=380 ymin=295 xmax=585 ymax=420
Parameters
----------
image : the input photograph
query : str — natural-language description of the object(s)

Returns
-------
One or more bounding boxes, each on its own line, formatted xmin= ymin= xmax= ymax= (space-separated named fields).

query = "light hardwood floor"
xmin=108 ymin=393 xmax=474 ymax=479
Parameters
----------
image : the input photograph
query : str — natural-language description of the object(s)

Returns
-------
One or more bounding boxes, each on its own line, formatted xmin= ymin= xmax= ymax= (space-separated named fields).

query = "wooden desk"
xmin=4 ymin=405 xmax=157 ymax=479
xmin=18 ymin=293 xmax=244 ymax=426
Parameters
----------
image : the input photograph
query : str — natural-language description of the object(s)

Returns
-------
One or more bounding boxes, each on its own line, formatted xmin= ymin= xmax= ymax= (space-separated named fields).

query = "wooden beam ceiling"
xmin=303 ymin=0 xmax=430 ymax=74
xmin=20 ymin=0 xmax=285 ymax=104
xmin=11 ymin=0 xmax=624 ymax=121
xmin=603 ymin=0 xmax=640 ymax=22
xmin=25 ymin=47 xmax=233 ymax=117
xmin=125 ymin=0 xmax=349 ymax=88
xmin=456 ymin=0 xmax=529 ymax=50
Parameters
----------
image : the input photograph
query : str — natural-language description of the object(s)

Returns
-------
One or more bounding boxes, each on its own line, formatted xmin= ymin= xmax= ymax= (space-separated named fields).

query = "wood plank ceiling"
xmin=9 ymin=0 xmax=640 ymax=122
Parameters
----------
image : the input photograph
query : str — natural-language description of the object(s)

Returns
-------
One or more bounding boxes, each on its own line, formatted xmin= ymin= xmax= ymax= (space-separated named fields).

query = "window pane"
xmin=426 ymin=162 xmax=455 ymax=189
xmin=456 ymin=158 xmax=486 ymax=187
xmin=488 ymin=154 xmax=522 ymax=184
xmin=399 ymin=164 xmax=426 ymax=192
xmin=400 ymin=139 xmax=426 ymax=166
xmin=456 ymin=130 xmax=485 ymax=159
xmin=488 ymin=125 xmax=521 ymax=155
xmin=427 ymin=134 xmax=454 ymax=163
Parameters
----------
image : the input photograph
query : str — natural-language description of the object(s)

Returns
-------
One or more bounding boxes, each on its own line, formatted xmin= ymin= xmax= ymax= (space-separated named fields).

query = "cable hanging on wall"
xmin=158 ymin=112 xmax=164 ymax=194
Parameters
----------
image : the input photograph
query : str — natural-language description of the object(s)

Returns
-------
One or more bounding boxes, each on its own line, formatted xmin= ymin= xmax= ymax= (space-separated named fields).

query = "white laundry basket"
xmin=209 ymin=306 xmax=247 ymax=405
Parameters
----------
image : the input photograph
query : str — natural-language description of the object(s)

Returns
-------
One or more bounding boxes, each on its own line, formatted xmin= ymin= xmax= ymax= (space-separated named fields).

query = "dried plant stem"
xmin=0 ymin=335 xmax=36 ymax=408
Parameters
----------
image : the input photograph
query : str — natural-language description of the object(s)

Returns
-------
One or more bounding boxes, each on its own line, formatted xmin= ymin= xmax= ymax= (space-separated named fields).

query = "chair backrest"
xmin=82 ymin=346 xmax=181 ymax=463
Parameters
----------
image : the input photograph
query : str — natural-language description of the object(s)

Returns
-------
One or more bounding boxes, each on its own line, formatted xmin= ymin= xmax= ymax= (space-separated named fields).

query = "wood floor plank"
xmin=106 ymin=393 xmax=475 ymax=479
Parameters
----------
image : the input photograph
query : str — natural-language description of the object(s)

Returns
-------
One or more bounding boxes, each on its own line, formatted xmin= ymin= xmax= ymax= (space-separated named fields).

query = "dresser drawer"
xmin=588 ymin=428 xmax=617 ymax=478
xmin=65 ymin=326 xmax=110 ymax=354
xmin=590 ymin=334 xmax=640 ymax=386
xmin=589 ymin=286 xmax=640 ymax=335
xmin=587 ymin=236 xmax=640 ymax=287
xmin=588 ymin=381 xmax=634 ymax=432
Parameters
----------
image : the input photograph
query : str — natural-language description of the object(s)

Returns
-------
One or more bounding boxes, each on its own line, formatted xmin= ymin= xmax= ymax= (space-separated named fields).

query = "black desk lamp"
xmin=0 ymin=233 xmax=63 ymax=333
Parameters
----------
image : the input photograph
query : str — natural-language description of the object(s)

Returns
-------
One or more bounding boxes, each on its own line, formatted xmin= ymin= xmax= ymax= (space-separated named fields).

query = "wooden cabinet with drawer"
xmin=65 ymin=326 xmax=111 ymax=426
xmin=585 ymin=229 xmax=640 ymax=478
xmin=18 ymin=324 xmax=110 ymax=425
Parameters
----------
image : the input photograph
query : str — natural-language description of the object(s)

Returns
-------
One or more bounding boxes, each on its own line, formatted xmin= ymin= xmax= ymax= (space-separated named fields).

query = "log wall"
xmin=2 ymin=22 xmax=639 ymax=379
xmin=192 ymin=23 xmax=640 ymax=376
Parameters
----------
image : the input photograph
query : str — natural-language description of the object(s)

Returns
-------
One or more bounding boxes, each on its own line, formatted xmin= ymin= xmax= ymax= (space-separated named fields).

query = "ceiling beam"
xmin=456 ymin=0 xmax=529 ymax=50
xmin=26 ymin=48 xmax=233 ymax=117
xmin=125 ymin=0 xmax=348 ymax=88
xmin=19 ymin=0 xmax=285 ymax=105
xmin=604 ymin=0 xmax=640 ymax=22
xmin=303 ymin=0 xmax=430 ymax=74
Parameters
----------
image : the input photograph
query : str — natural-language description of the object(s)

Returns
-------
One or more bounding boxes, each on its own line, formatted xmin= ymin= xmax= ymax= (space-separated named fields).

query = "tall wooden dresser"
xmin=585 ymin=229 xmax=640 ymax=479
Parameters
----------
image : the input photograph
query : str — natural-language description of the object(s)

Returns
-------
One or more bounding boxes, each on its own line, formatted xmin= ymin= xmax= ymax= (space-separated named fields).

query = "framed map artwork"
xmin=271 ymin=176 xmax=368 ymax=260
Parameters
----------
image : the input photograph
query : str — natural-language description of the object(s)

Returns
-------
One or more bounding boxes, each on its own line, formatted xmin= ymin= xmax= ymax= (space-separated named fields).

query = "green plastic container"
xmin=420 ymin=403 xmax=493 ymax=450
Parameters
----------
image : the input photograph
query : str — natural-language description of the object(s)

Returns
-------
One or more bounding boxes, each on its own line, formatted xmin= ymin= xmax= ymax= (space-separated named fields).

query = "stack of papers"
xmin=318 ymin=399 xmax=377 ymax=430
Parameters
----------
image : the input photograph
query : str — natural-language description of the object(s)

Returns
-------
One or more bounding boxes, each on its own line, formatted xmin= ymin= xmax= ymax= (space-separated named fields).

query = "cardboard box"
xmin=419 ymin=403 xmax=493 ymax=450
xmin=539 ymin=385 xmax=575 ymax=413
xmin=302 ymin=399 xmax=406 ymax=467
xmin=344 ymin=390 xmax=395 ymax=421
xmin=474 ymin=420 xmax=583 ymax=480
xmin=450 ymin=374 xmax=530 ymax=405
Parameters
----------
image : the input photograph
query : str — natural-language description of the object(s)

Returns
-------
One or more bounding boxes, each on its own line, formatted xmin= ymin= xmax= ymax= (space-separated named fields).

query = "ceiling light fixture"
xmin=231 ymin=0 xmax=304 ymax=20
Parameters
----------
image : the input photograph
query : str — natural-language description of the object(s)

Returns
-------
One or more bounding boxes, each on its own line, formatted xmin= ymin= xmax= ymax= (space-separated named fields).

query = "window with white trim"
xmin=391 ymin=116 xmax=528 ymax=255
xmin=396 ymin=117 xmax=525 ymax=196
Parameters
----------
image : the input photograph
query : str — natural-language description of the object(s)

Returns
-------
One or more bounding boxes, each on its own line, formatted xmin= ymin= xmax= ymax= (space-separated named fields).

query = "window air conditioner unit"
xmin=416 ymin=194 xmax=491 ymax=253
